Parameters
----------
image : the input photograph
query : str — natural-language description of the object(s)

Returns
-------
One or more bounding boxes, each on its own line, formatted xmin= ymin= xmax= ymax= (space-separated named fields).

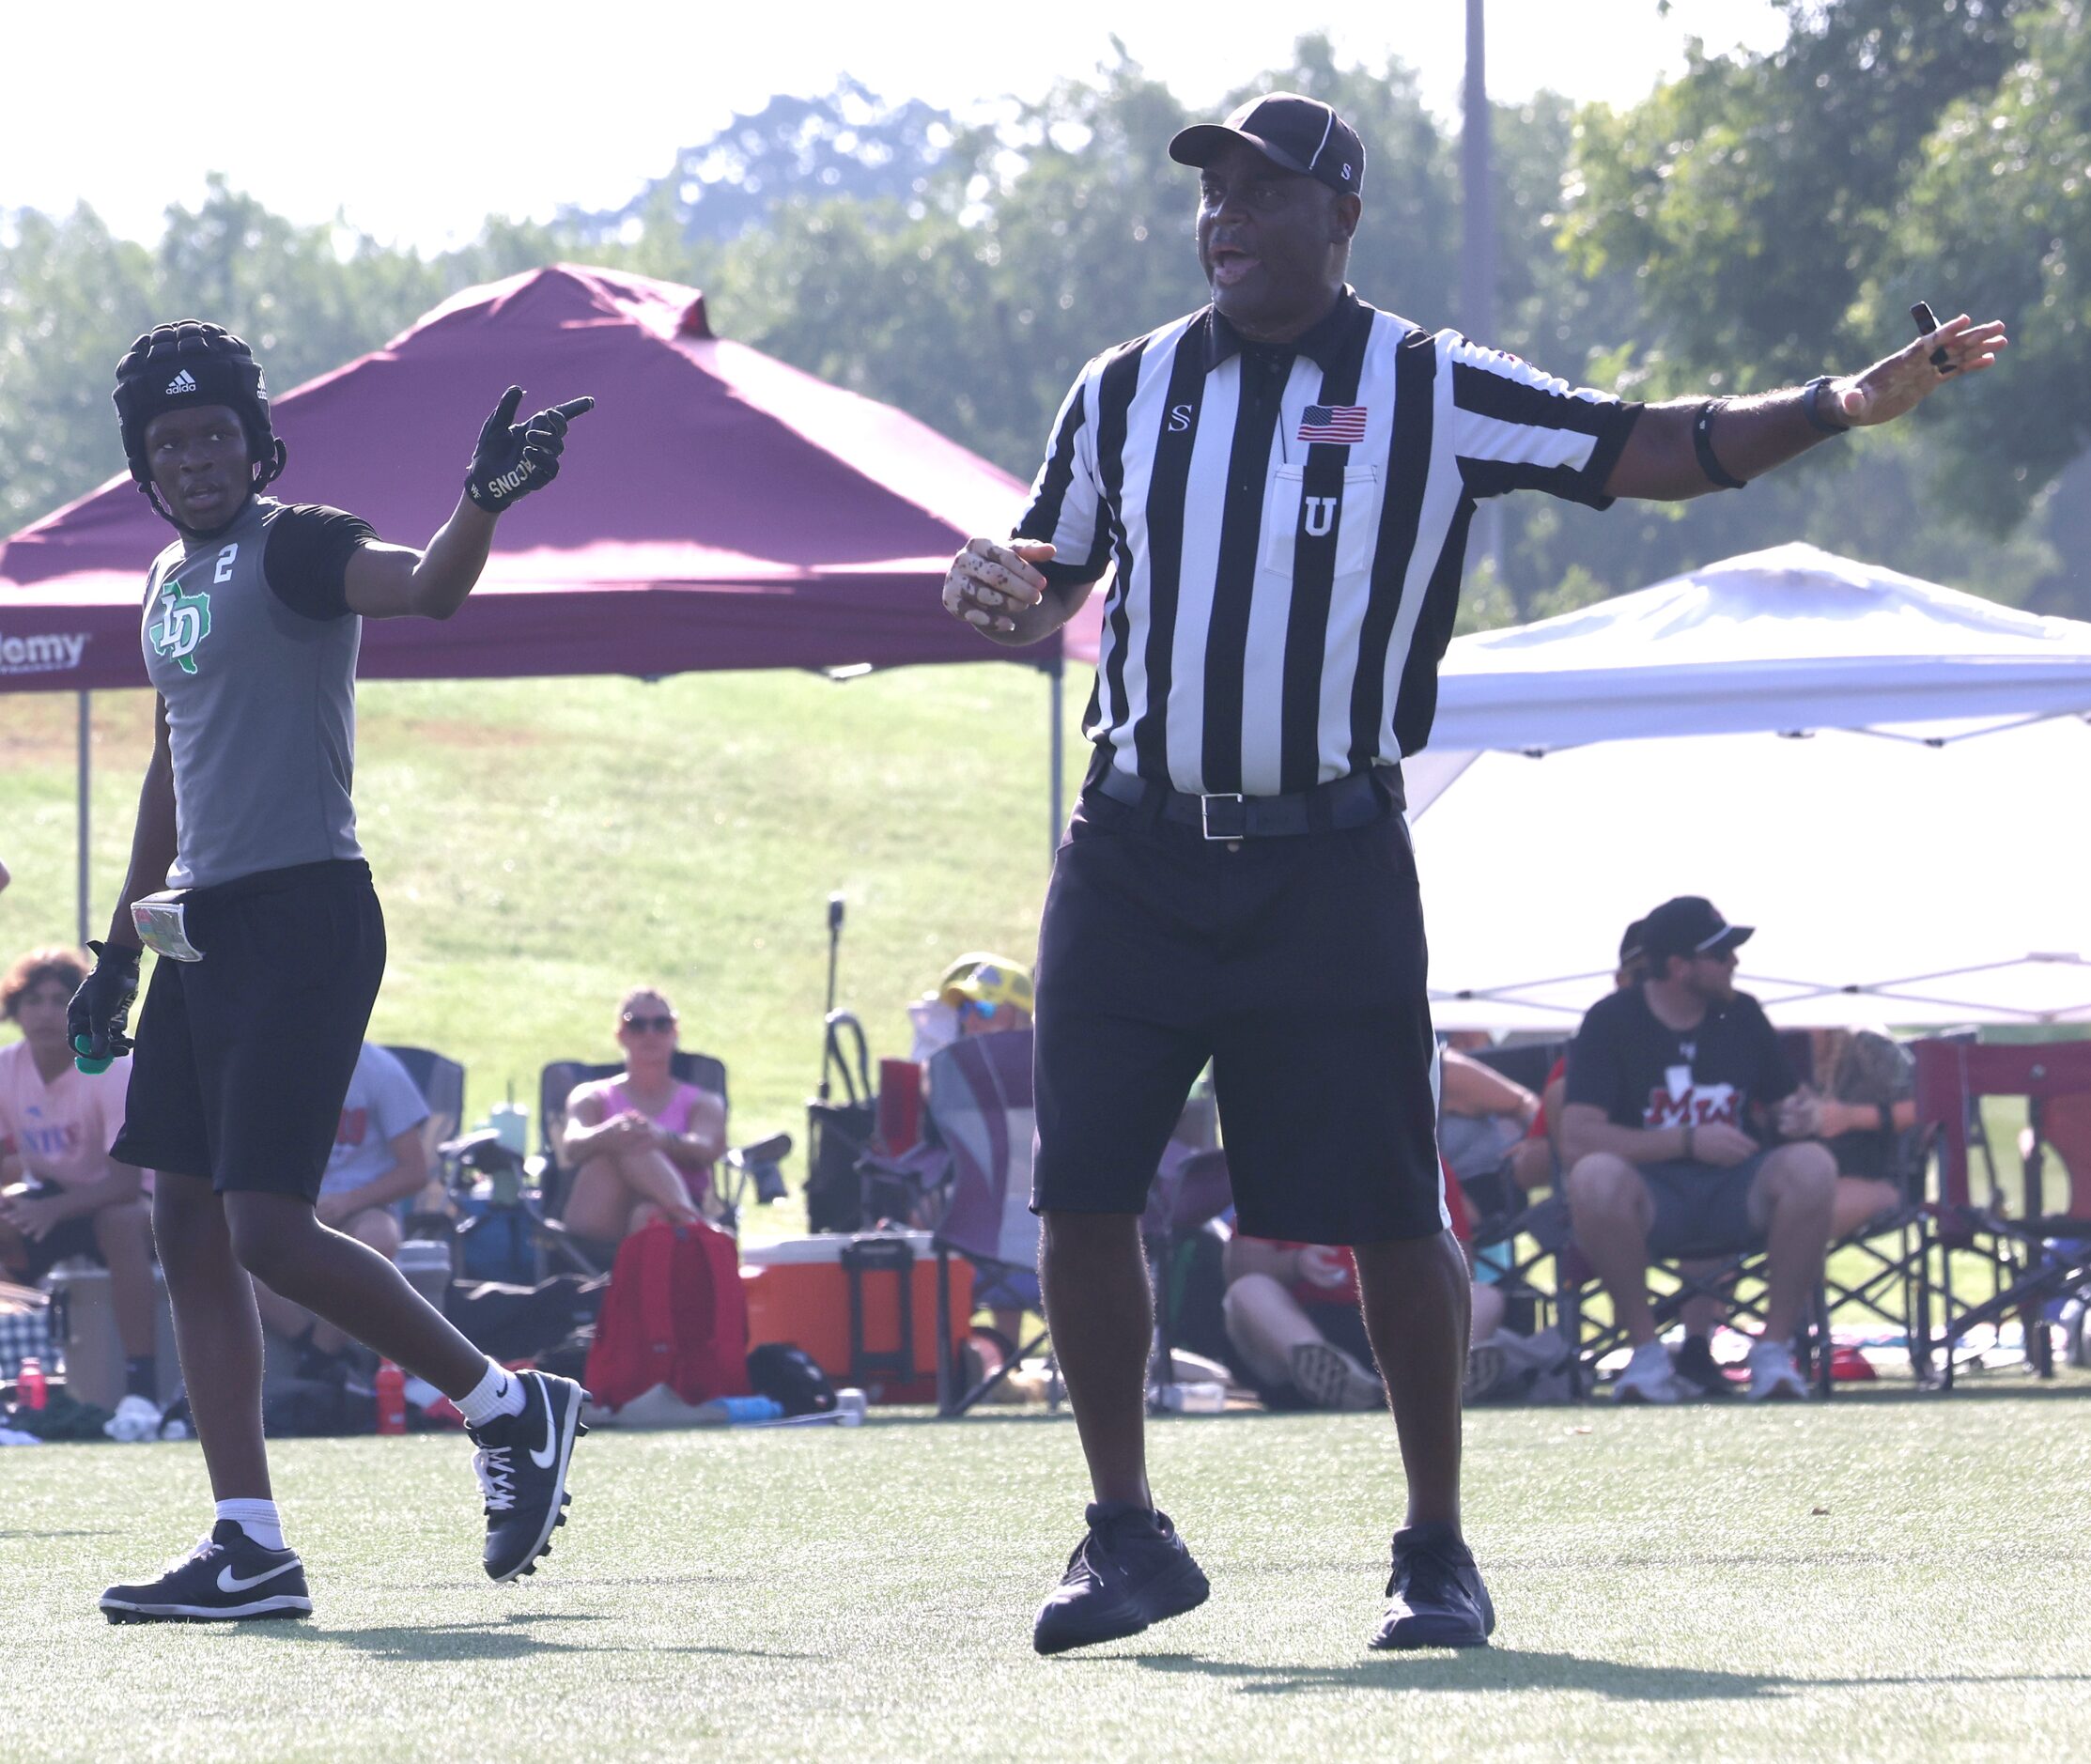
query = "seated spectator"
xmin=1514 ymin=919 xmax=1652 ymax=1196
xmin=1777 ymin=1028 xmax=1915 ymax=1235
xmin=559 ymin=987 xmax=725 ymax=1261
xmin=1559 ymin=897 xmax=1835 ymax=1404
xmin=251 ymin=1040 xmax=431 ymax=1364
xmin=1223 ymin=1166 xmax=1504 ymax=1411
xmin=1437 ymin=1043 xmax=1542 ymax=1220
xmin=0 ymin=947 xmax=159 ymax=1426
xmin=907 ymin=952 xmax=1034 ymax=1061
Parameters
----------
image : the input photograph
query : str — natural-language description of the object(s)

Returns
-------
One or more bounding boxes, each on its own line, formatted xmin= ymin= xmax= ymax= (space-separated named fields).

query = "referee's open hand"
xmin=944 ymin=537 xmax=1052 ymax=636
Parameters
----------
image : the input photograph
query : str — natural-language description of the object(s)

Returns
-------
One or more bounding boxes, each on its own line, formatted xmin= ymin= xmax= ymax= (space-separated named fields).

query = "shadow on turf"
xmin=1124 ymin=1650 xmax=2091 ymax=1701
xmin=233 ymin=1613 xmax=821 ymax=1664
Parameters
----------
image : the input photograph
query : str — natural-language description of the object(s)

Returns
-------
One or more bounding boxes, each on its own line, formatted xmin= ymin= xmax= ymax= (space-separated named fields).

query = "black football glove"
xmin=464 ymin=386 xmax=595 ymax=512
xmin=69 ymin=939 xmax=141 ymax=1074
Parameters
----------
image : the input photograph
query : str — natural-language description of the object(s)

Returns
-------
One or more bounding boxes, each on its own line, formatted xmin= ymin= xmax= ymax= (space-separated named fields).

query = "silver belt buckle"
xmin=1200 ymin=793 xmax=1246 ymax=841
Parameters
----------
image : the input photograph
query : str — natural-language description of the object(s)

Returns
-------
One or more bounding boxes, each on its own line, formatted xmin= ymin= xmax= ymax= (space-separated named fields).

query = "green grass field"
xmin=8 ymin=1386 xmax=2090 ymax=1761
xmin=0 ymin=665 xmax=1086 ymax=1231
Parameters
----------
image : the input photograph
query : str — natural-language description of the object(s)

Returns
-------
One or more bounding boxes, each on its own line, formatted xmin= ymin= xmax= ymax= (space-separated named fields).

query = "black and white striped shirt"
xmin=1016 ymin=289 xmax=1640 ymax=796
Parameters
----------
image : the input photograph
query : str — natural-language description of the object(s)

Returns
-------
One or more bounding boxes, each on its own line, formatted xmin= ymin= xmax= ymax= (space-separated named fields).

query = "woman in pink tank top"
xmin=557 ymin=986 xmax=726 ymax=1251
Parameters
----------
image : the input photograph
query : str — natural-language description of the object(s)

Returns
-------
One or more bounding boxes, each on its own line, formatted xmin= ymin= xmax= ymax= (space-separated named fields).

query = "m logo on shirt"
xmin=149 ymin=583 xmax=212 ymax=676
xmin=1641 ymin=1078 xmax=1742 ymax=1130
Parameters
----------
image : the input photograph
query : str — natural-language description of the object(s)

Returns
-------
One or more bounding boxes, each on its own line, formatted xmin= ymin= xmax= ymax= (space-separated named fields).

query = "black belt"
xmin=1092 ymin=765 xmax=1402 ymax=840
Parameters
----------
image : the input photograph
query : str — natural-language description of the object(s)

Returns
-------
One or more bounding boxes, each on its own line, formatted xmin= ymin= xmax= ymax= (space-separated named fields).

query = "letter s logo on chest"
xmin=1167 ymin=403 xmax=1194 ymax=434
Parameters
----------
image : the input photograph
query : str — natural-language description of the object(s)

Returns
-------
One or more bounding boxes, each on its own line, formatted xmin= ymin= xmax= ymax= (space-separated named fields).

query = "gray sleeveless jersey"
xmin=140 ymin=496 xmax=366 ymax=889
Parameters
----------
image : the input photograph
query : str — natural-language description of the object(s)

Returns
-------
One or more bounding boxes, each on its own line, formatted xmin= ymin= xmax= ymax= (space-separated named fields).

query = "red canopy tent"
xmin=0 ymin=265 xmax=1091 ymax=936
xmin=0 ymin=263 xmax=1048 ymax=683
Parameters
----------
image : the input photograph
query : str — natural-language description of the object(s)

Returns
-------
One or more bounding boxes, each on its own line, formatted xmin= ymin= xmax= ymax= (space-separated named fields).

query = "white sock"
xmin=454 ymin=1360 xmax=528 ymax=1428
xmin=215 ymin=1498 xmax=285 ymax=1552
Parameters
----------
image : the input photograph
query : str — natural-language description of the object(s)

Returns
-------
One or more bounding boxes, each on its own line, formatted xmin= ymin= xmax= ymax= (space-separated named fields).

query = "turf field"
xmin=8 ymin=1385 xmax=2090 ymax=1761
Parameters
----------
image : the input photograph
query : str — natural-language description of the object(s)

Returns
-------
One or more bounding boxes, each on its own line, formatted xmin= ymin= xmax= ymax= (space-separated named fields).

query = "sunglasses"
xmin=621 ymin=1014 xmax=677 ymax=1033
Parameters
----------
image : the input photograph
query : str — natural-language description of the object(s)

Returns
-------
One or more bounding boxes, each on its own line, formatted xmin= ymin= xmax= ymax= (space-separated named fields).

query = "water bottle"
xmin=375 ymin=1361 xmax=408 ymax=1435
xmin=16 ymin=1356 xmax=48 ymax=1412
xmin=692 ymin=1394 xmax=784 ymax=1426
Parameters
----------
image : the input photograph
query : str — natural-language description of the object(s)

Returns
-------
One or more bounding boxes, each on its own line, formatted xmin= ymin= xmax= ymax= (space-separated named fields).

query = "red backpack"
xmin=583 ymin=1220 xmax=751 ymax=1411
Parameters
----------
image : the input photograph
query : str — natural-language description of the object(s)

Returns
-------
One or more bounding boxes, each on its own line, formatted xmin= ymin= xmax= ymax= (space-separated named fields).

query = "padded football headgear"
xmin=112 ymin=321 xmax=287 ymax=502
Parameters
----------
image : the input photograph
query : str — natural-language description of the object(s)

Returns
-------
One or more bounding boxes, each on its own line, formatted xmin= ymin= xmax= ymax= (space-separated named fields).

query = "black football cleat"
xmin=1032 ymin=1502 xmax=1210 ymax=1655
xmin=1371 ymin=1522 xmax=1495 ymax=1650
xmin=101 ymin=1521 xmax=312 ymax=1624
xmin=468 ymin=1370 xmax=586 ymax=1582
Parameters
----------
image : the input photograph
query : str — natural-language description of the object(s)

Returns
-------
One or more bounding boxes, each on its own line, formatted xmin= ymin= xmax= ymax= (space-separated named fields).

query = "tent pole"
xmin=76 ymin=690 xmax=91 ymax=948
xmin=1047 ymin=656 xmax=1063 ymax=859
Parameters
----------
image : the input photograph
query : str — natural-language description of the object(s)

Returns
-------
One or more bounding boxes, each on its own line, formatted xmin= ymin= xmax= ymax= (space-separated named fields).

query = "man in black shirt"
xmin=1559 ymin=897 xmax=1836 ymax=1402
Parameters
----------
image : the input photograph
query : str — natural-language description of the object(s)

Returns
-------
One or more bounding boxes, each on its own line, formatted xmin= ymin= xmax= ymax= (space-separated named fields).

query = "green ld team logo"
xmin=149 ymin=582 xmax=212 ymax=674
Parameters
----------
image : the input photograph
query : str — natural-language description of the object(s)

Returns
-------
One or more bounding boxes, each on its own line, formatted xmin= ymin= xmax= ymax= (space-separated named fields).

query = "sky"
xmin=7 ymin=0 xmax=1791 ymax=252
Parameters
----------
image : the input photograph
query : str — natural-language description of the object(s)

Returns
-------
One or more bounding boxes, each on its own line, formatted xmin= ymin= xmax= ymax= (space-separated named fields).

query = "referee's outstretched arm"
xmin=1602 ymin=308 xmax=2006 ymax=500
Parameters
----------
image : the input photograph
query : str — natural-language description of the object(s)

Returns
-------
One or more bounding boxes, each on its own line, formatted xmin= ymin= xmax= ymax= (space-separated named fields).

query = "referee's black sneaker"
xmin=101 ymin=1521 xmax=312 ymax=1624
xmin=1371 ymin=1522 xmax=1495 ymax=1650
xmin=468 ymin=1369 xmax=587 ymax=1582
xmin=1032 ymin=1501 xmax=1210 ymax=1655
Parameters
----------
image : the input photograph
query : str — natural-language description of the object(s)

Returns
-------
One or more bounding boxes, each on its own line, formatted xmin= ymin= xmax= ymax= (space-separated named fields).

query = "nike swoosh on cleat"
xmin=217 ymin=1559 xmax=300 ymax=1594
xmin=529 ymin=1385 xmax=559 ymax=1469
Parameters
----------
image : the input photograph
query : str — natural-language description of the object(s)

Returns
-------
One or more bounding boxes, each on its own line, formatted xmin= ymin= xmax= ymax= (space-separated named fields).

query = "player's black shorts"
xmin=1031 ymin=777 xmax=1447 ymax=1246
xmin=111 ymin=859 xmax=384 ymax=1203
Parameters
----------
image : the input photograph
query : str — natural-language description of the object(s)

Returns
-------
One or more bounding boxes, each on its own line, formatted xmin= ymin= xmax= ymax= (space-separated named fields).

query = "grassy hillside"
xmin=0 ymin=664 xmax=1090 ymax=1222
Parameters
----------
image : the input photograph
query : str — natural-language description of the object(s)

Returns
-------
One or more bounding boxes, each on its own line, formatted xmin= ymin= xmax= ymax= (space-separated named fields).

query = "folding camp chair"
xmin=379 ymin=1044 xmax=466 ymax=1162
xmin=1555 ymin=1234 xmax=1831 ymax=1399
xmin=532 ymin=1050 xmax=730 ymax=1275
xmin=909 ymin=1030 xmax=1054 ymax=1416
xmin=1911 ymin=1037 xmax=2091 ymax=1385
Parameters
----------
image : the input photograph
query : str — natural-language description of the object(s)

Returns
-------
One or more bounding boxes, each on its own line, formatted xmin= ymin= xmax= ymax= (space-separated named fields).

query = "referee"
xmin=943 ymin=92 xmax=2006 ymax=1654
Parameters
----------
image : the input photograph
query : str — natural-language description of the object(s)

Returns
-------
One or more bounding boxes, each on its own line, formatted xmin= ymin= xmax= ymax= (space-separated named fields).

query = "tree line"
xmin=3 ymin=3 xmax=2083 ymax=627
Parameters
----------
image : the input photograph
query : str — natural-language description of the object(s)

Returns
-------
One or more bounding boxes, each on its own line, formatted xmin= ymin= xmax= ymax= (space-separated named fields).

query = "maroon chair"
xmin=1911 ymin=1037 xmax=2091 ymax=1385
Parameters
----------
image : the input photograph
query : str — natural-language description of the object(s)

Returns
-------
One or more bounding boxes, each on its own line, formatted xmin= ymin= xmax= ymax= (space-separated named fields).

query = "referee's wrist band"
xmin=1803 ymin=376 xmax=1852 ymax=435
xmin=1692 ymin=400 xmax=1748 ymax=490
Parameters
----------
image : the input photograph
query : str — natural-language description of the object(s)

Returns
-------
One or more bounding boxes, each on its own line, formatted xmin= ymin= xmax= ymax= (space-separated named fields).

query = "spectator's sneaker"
xmin=1371 ymin=1522 xmax=1495 ymax=1649
xmin=468 ymin=1369 xmax=587 ymax=1581
xmin=103 ymin=1393 xmax=164 ymax=1443
xmin=100 ymin=1522 xmax=311 ymax=1624
xmin=1032 ymin=1502 xmax=1210 ymax=1655
xmin=1744 ymin=1338 xmax=1809 ymax=1401
xmin=1670 ymin=1334 xmax=1735 ymax=1400
xmin=1612 ymin=1338 xmax=1691 ymax=1404
xmin=1288 ymin=1340 xmax=1386 ymax=1412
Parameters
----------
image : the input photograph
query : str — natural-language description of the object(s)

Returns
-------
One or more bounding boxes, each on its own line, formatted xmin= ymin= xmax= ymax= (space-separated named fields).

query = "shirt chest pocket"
xmin=1260 ymin=463 xmax=1383 ymax=584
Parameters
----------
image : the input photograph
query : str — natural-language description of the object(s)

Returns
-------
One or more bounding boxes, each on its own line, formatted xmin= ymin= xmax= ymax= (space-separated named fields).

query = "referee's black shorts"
xmin=1031 ymin=777 xmax=1447 ymax=1246
xmin=112 ymin=859 xmax=384 ymax=1204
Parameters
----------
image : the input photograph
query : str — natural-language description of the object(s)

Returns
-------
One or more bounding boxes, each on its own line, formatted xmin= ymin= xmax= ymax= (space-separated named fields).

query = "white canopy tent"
xmin=1411 ymin=544 xmax=2091 ymax=1030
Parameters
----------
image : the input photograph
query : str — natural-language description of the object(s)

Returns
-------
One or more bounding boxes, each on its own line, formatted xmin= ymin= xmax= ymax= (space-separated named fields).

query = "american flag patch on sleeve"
xmin=1297 ymin=404 xmax=1368 ymax=443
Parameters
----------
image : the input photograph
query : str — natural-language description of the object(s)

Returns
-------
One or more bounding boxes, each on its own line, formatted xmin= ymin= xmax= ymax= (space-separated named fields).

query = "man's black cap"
xmin=1642 ymin=897 xmax=1754 ymax=964
xmin=1169 ymin=93 xmax=1366 ymax=198
xmin=1619 ymin=918 xmax=1650 ymax=967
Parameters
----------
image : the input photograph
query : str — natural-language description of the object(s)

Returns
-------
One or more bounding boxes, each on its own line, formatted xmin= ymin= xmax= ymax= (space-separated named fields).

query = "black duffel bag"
xmin=444 ymin=1271 xmax=608 ymax=1361
xmin=805 ymin=1011 xmax=877 ymax=1233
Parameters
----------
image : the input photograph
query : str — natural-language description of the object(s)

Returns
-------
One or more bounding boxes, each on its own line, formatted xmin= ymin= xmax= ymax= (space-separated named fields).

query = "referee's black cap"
xmin=1169 ymin=93 xmax=1366 ymax=198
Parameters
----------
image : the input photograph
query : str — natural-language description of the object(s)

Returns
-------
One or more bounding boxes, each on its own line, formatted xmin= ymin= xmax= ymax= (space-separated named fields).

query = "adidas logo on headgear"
xmin=165 ymin=369 xmax=199 ymax=395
